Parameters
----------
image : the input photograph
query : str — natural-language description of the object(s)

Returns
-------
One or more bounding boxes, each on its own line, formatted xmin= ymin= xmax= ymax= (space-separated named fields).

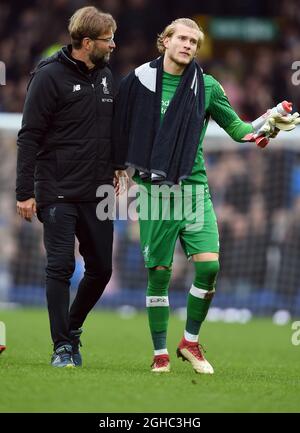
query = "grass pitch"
xmin=0 ymin=308 xmax=299 ymax=413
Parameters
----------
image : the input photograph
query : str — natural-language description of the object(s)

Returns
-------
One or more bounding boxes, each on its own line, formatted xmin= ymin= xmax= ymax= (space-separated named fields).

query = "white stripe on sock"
xmin=154 ymin=349 xmax=168 ymax=356
xmin=184 ymin=330 xmax=198 ymax=342
xmin=190 ymin=284 xmax=215 ymax=299
xmin=146 ymin=296 xmax=169 ymax=307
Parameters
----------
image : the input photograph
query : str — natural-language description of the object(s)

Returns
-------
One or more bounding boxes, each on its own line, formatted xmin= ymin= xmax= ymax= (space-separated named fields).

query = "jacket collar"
xmin=59 ymin=45 xmax=94 ymax=74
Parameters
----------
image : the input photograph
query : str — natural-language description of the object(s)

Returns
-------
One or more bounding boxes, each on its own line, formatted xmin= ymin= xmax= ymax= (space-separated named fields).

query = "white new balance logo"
xmin=73 ymin=84 xmax=81 ymax=92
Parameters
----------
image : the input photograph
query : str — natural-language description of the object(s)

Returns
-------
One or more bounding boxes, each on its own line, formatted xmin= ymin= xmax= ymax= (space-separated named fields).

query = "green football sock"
xmin=146 ymin=268 xmax=171 ymax=352
xmin=185 ymin=261 xmax=219 ymax=341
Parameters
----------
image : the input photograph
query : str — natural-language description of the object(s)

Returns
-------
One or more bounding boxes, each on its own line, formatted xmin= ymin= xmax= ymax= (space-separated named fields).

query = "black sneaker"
xmin=70 ymin=329 xmax=83 ymax=367
xmin=51 ymin=344 xmax=75 ymax=368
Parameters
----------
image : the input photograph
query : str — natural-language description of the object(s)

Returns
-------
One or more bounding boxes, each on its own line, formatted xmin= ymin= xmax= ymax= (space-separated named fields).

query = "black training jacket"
xmin=16 ymin=45 xmax=114 ymax=204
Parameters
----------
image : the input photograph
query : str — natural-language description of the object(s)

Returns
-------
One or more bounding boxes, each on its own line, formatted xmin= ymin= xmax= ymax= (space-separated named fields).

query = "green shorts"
xmin=137 ymin=182 xmax=219 ymax=268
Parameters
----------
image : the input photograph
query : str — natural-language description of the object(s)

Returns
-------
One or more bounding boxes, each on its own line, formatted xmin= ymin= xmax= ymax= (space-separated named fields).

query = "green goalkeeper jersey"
xmin=135 ymin=70 xmax=253 ymax=186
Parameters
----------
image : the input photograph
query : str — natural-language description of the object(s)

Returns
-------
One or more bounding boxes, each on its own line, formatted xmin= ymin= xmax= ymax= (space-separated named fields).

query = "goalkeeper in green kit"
xmin=112 ymin=18 xmax=300 ymax=374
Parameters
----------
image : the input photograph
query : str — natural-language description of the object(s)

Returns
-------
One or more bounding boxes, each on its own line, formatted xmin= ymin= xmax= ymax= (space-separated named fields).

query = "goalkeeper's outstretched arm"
xmin=208 ymin=77 xmax=255 ymax=143
xmin=224 ymin=118 xmax=253 ymax=143
xmin=208 ymin=76 xmax=300 ymax=147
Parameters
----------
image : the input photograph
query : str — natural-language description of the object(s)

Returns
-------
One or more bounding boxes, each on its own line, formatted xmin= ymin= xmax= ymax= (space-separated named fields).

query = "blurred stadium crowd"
xmin=1 ymin=0 xmax=300 ymax=313
xmin=1 ymin=0 xmax=300 ymax=116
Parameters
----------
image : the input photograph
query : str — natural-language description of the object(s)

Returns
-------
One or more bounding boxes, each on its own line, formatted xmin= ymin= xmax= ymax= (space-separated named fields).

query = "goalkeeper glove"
xmin=242 ymin=118 xmax=276 ymax=148
xmin=252 ymin=112 xmax=300 ymax=147
xmin=243 ymin=104 xmax=300 ymax=148
xmin=271 ymin=112 xmax=300 ymax=131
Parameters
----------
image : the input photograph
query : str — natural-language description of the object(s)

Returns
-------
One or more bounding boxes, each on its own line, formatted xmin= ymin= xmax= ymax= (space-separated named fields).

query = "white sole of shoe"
xmin=151 ymin=366 xmax=171 ymax=373
xmin=177 ymin=348 xmax=214 ymax=374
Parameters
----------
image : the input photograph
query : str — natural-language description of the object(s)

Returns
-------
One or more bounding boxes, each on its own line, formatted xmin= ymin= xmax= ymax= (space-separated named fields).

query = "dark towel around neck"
xmin=112 ymin=56 xmax=205 ymax=185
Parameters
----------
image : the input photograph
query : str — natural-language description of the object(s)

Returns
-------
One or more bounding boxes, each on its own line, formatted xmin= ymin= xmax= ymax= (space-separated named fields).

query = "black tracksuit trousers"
xmin=38 ymin=202 xmax=113 ymax=349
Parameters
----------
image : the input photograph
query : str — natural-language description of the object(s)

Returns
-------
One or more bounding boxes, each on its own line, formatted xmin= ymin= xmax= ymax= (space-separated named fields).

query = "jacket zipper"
xmin=90 ymin=79 xmax=100 ymax=182
xmin=61 ymin=49 xmax=104 ymax=184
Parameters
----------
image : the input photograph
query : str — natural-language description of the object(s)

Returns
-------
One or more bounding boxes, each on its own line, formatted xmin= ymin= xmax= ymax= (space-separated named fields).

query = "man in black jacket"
xmin=16 ymin=6 xmax=127 ymax=367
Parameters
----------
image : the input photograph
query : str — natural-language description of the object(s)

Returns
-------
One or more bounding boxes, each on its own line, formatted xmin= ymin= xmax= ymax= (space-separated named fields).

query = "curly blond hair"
xmin=157 ymin=18 xmax=204 ymax=54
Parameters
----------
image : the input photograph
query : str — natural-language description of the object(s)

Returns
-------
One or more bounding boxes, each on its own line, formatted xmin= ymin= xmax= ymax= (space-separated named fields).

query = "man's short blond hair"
xmin=68 ymin=6 xmax=117 ymax=49
xmin=157 ymin=18 xmax=204 ymax=54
